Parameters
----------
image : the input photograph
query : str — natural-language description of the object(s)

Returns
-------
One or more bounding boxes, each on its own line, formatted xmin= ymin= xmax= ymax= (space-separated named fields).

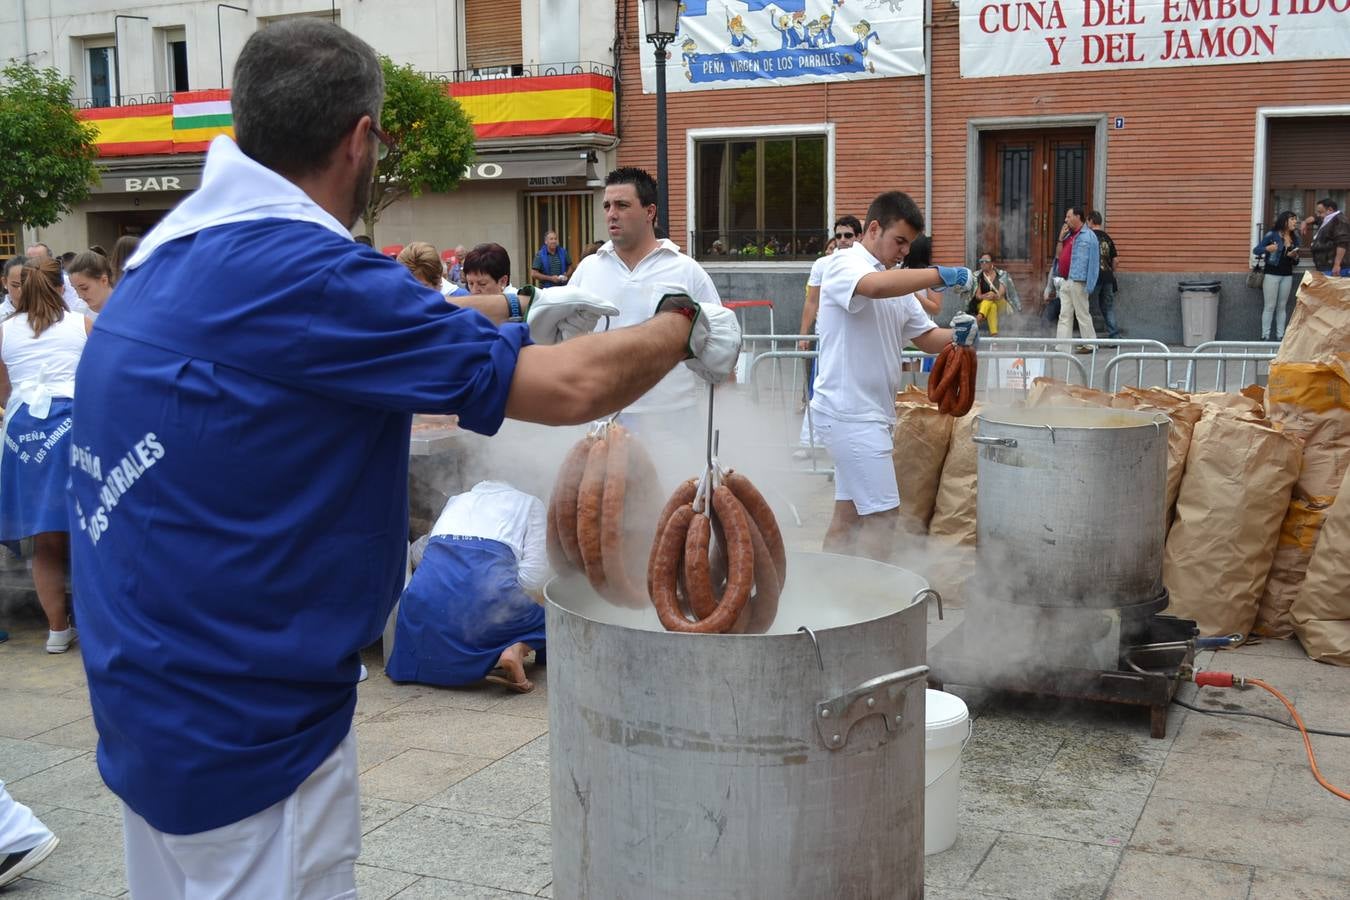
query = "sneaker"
xmin=46 ymin=628 xmax=76 ymax=654
xmin=0 ymin=834 xmax=60 ymax=888
xmin=1074 ymin=345 xmax=1094 ymax=354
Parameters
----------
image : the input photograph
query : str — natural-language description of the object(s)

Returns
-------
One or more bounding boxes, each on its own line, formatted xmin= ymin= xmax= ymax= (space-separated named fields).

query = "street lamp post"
xmin=642 ymin=0 xmax=680 ymax=237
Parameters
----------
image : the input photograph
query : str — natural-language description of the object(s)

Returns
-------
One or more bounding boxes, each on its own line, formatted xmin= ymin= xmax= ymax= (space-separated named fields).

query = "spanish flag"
xmin=448 ymin=73 xmax=614 ymax=139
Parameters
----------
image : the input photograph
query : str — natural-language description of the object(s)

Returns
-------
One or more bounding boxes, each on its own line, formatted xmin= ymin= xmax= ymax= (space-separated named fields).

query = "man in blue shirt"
xmin=530 ymin=230 xmax=572 ymax=288
xmin=68 ymin=20 xmax=739 ymax=900
xmin=1053 ymin=206 xmax=1100 ymax=353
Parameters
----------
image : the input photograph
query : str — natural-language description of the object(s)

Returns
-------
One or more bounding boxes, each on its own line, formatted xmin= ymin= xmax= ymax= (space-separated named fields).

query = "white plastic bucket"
xmin=924 ymin=689 xmax=971 ymax=856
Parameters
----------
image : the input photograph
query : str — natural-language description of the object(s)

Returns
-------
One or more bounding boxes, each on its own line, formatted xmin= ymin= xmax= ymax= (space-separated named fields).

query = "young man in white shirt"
xmin=812 ymin=190 xmax=975 ymax=561
xmin=568 ymin=167 xmax=722 ymax=441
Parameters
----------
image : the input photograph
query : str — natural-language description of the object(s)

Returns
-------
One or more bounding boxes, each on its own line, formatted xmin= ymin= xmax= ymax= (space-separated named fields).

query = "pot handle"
xmin=815 ymin=664 xmax=929 ymax=751
xmin=971 ymin=436 xmax=1017 ymax=448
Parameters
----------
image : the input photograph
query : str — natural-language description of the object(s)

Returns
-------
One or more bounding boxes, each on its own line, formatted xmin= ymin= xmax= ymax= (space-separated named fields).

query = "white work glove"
xmin=522 ymin=285 xmax=620 ymax=345
xmin=654 ymin=294 xmax=742 ymax=384
xmin=950 ymin=313 xmax=978 ymax=348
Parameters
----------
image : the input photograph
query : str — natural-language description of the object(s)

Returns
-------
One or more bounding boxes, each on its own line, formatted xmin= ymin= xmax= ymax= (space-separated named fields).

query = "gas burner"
xmin=928 ymin=607 xmax=1199 ymax=739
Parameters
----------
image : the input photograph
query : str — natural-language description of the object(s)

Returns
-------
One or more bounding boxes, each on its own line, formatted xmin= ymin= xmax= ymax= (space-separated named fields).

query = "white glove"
xmin=654 ymin=294 xmax=742 ymax=383
xmin=523 ymin=285 xmax=620 ymax=345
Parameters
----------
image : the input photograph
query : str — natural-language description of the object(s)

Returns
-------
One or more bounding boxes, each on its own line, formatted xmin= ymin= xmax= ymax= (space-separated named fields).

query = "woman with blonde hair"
xmin=397 ymin=241 xmax=459 ymax=298
xmin=0 ymin=257 xmax=92 ymax=652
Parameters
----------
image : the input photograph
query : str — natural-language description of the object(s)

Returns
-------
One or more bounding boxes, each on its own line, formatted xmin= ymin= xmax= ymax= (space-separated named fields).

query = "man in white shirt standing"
xmin=812 ymin=190 xmax=975 ymax=562
xmin=796 ymin=216 xmax=861 ymax=452
xmin=569 ymin=167 xmax=722 ymax=442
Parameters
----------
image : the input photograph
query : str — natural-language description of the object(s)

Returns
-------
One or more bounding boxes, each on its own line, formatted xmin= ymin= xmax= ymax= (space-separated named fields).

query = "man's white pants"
xmin=122 ymin=730 xmax=360 ymax=900
xmin=1055 ymin=278 xmax=1096 ymax=347
xmin=0 ymin=780 xmax=53 ymax=855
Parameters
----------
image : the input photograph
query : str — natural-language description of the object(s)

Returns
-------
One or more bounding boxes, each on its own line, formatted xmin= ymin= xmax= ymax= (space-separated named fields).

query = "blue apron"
xmin=386 ymin=536 xmax=546 ymax=686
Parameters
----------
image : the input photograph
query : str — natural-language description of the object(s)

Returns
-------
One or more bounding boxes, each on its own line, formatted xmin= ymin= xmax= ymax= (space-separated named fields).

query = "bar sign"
xmin=528 ymin=176 xmax=569 ymax=187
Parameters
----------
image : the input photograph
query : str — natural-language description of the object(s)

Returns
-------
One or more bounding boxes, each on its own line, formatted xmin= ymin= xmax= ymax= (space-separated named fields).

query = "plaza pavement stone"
xmin=353 ymin=862 xmax=419 ymax=899
xmin=0 ymin=691 xmax=93 ymax=741
xmin=10 ymin=755 xmax=121 ymax=820
xmin=959 ymin=771 xmax=1148 ymax=846
xmin=15 ymin=805 xmax=127 ymax=897
xmin=964 ymin=832 xmax=1120 ymax=900
xmin=383 ymin=876 xmax=539 ymax=898
xmin=359 ymin=748 xmax=494 ymax=805
xmin=1104 ymin=849 xmax=1252 ymax=899
xmin=1248 ymin=867 xmax=1350 ymax=899
xmin=422 ymin=758 xmax=550 ymax=819
xmin=1149 ymin=749 xmax=1278 ymax=805
xmin=1131 ymin=796 xmax=1350 ymax=877
xmin=356 ymin=704 xmax=547 ymax=759
xmin=27 ymin=717 xmax=100 ymax=753
xmin=360 ymin=806 xmax=552 ymax=894
xmin=0 ymin=736 xmax=83 ymax=782
xmin=923 ymin=824 xmax=1000 ymax=889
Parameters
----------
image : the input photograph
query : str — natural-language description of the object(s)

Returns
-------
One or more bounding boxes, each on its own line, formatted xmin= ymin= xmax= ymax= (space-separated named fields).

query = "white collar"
xmin=848 ymin=240 xmax=888 ymax=271
xmin=125 ymin=136 xmax=352 ymax=271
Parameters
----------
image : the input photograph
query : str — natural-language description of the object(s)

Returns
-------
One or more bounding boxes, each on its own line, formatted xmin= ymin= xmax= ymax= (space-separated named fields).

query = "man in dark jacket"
xmin=1303 ymin=198 xmax=1350 ymax=275
xmin=1088 ymin=211 xmax=1121 ymax=339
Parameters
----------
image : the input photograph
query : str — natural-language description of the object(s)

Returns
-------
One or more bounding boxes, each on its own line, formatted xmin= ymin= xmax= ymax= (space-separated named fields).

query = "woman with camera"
xmin=1253 ymin=211 xmax=1301 ymax=341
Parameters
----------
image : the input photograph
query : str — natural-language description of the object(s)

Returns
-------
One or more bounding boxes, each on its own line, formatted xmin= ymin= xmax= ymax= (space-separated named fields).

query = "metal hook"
xmin=1042 ymin=424 xmax=1056 ymax=444
xmin=797 ymin=626 xmax=825 ymax=672
xmin=913 ymin=587 xmax=944 ymax=621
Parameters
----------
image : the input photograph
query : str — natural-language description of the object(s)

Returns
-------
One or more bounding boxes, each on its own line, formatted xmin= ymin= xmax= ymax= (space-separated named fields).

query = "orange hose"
xmin=1247 ymin=678 xmax=1350 ymax=803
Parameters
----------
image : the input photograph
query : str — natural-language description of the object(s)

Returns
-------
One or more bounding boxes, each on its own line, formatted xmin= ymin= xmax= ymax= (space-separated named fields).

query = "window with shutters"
xmin=1265 ymin=116 xmax=1350 ymax=232
xmin=0 ymin=224 xmax=17 ymax=258
xmin=465 ymin=0 xmax=523 ymax=74
xmin=693 ymin=132 xmax=827 ymax=261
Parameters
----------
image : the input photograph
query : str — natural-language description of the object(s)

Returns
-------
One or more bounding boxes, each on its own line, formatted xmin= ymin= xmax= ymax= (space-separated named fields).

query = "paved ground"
xmin=2 ymin=442 xmax=1347 ymax=899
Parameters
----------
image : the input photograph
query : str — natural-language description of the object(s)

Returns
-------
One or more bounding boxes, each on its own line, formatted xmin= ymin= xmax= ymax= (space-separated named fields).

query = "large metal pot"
xmin=544 ymin=552 xmax=931 ymax=900
xmin=974 ymin=406 xmax=1170 ymax=608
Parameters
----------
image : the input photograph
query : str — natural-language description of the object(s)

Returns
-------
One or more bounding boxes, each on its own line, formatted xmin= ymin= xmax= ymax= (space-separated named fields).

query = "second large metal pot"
xmin=974 ymin=406 xmax=1170 ymax=608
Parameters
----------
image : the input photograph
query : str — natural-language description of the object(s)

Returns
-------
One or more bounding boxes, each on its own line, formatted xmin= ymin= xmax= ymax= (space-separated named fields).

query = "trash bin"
xmin=1179 ymin=280 xmax=1221 ymax=347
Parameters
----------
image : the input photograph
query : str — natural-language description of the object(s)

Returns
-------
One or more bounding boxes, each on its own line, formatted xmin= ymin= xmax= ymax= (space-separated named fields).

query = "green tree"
xmin=362 ymin=58 xmax=477 ymax=241
xmin=0 ymin=63 xmax=99 ymax=230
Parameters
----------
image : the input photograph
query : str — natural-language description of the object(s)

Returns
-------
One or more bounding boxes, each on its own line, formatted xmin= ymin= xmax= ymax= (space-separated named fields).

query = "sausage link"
xmin=926 ymin=345 xmax=950 ymax=404
xmin=650 ymin=505 xmax=696 ymax=631
xmin=683 ymin=511 xmax=718 ymax=620
xmin=953 ymin=347 xmax=978 ymax=417
xmin=745 ymin=514 xmax=782 ymax=633
xmin=724 ymin=471 xmax=787 ymax=588
xmin=552 ymin=435 xmax=595 ymax=568
xmin=648 ymin=478 xmax=697 ymax=598
xmin=546 ymin=506 xmax=568 ymax=572
xmin=935 ymin=345 xmax=962 ymax=396
xmin=599 ymin=426 xmax=646 ymax=605
xmin=576 ymin=437 xmax=609 ymax=592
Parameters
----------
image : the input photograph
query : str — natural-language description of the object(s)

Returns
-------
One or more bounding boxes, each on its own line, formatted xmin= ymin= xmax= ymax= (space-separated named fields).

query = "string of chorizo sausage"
xmin=927 ymin=344 xmax=978 ymax=418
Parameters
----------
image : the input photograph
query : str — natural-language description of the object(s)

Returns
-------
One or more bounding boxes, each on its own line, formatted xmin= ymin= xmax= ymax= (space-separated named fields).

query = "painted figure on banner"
xmin=682 ymin=37 xmax=700 ymax=79
xmin=852 ymin=19 xmax=881 ymax=55
xmin=726 ymin=14 xmax=760 ymax=49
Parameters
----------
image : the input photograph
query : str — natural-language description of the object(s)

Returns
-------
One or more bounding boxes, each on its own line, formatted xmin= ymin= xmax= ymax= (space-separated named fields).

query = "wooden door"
xmin=524 ymin=192 xmax=595 ymax=283
xmin=979 ymin=129 xmax=1094 ymax=310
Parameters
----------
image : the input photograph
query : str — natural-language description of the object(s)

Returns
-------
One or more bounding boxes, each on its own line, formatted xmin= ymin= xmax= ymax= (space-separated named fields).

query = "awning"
xmin=460 ymin=151 xmax=591 ymax=182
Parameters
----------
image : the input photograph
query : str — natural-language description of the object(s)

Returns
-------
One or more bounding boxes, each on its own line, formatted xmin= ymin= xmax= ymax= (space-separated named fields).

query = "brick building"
xmin=615 ymin=0 xmax=1350 ymax=341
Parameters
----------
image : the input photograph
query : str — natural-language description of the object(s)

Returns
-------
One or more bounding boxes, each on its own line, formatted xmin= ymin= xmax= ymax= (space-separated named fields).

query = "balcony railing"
xmin=422 ymin=61 xmax=615 ymax=84
xmin=73 ymin=91 xmax=176 ymax=110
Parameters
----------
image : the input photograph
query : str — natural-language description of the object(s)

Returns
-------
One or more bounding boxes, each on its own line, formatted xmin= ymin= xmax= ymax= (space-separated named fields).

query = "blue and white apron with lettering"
xmin=0 ymin=372 xmax=76 ymax=539
xmin=386 ymin=536 xmax=546 ymax=687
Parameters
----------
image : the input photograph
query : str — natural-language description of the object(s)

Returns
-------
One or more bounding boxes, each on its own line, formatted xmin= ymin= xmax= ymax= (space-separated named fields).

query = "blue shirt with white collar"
xmin=69 ymin=217 xmax=529 ymax=834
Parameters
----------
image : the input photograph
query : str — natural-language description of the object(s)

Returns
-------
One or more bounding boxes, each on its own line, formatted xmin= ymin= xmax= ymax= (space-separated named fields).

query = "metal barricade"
xmin=1103 ymin=351 xmax=1279 ymax=393
xmin=980 ymin=337 xmax=1170 ymax=388
xmin=1188 ymin=341 xmax=1282 ymax=390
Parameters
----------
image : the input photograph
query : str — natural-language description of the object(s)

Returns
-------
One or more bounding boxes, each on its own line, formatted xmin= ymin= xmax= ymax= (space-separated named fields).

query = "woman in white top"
xmin=0 ymin=257 xmax=93 ymax=653
xmin=66 ymin=249 xmax=116 ymax=315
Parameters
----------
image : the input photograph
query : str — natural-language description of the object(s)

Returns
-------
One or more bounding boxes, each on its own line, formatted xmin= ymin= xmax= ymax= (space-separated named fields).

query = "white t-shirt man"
xmin=807 ymin=253 xmax=830 ymax=290
xmin=811 ymin=241 xmax=937 ymax=425
xmin=424 ymin=480 xmax=548 ymax=592
xmin=569 ymin=238 xmax=721 ymax=415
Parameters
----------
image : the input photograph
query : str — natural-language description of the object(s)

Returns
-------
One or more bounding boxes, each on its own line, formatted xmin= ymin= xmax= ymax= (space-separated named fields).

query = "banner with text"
xmin=960 ymin=0 xmax=1350 ymax=77
xmin=639 ymin=0 xmax=924 ymax=93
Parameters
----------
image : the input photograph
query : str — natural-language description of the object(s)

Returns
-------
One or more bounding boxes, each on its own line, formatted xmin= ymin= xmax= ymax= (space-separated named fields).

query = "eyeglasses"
xmin=979 ymin=258 xmax=993 ymax=264
xmin=834 ymin=232 xmax=855 ymax=240
xmin=370 ymin=123 xmax=394 ymax=161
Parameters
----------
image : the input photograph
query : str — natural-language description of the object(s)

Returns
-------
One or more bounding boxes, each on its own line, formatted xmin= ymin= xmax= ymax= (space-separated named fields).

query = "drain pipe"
xmin=923 ymin=0 xmax=933 ymax=233
xmin=20 ymin=0 xmax=29 ymax=61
